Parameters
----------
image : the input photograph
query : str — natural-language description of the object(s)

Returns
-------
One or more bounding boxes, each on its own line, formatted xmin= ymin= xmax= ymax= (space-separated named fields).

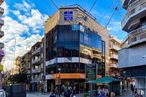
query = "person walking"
xmin=98 ymin=88 xmax=106 ymax=97
xmin=130 ymin=84 xmax=135 ymax=95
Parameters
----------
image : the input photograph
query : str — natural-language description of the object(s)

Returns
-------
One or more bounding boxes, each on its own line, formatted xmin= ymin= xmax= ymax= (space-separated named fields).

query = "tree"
xmin=8 ymin=72 xmax=27 ymax=83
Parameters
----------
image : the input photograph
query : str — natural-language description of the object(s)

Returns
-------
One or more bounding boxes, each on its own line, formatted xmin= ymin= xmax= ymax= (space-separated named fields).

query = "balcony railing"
xmin=110 ymin=45 xmax=121 ymax=51
xmin=31 ymin=78 xmax=41 ymax=82
xmin=110 ymin=54 xmax=118 ymax=60
xmin=109 ymin=64 xmax=117 ymax=68
xmin=32 ymin=58 xmax=40 ymax=64
xmin=32 ymin=68 xmax=41 ymax=73
xmin=0 ymin=31 xmax=4 ymax=38
xmin=0 ymin=19 xmax=4 ymax=25
xmin=0 ymin=42 xmax=4 ymax=48
xmin=0 ymin=7 xmax=4 ymax=15
xmin=128 ymin=25 xmax=146 ymax=46
xmin=32 ymin=47 xmax=40 ymax=55
xmin=122 ymin=0 xmax=146 ymax=27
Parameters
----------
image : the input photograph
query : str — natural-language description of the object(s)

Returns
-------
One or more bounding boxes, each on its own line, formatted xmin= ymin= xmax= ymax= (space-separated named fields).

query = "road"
xmin=27 ymin=91 xmax=133 ymax=97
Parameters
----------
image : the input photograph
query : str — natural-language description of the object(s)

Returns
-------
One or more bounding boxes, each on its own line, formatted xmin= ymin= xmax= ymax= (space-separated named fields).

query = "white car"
xmin=0 ymin=89 xmax=6 ymax=97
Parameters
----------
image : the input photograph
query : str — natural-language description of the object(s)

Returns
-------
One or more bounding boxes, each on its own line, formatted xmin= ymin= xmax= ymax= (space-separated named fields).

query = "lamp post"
xmin=58 ymin=68 xmax=61 ymax=97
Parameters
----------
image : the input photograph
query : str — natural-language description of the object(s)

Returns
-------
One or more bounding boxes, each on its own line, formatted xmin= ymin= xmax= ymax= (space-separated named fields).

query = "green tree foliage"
xmin=8 ymin=73 xmax=27 ymax=83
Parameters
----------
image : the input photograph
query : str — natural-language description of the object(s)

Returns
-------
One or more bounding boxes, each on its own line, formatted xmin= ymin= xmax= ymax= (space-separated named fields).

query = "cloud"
xmin=13 ymin=10 xmax=20 ymax=16
xmin=14 ymin=0 xmax=32 ymax=13
xmin=107 ymin=20 xmax=121 ymax=32
xmin=1 ymin=1 xmax=47 ymax=71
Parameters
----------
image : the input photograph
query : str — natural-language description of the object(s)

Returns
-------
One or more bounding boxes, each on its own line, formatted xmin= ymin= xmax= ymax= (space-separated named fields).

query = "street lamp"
xmin=58 ymin=68 xmax=61 ymax=97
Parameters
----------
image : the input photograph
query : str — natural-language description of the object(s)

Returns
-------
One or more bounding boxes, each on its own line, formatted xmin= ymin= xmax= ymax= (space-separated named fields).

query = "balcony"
xmin=121 ymin=0 xmax=129 ymax=9
xmin=0 ymin=49 xmax=4 ymax=58
xmin=0 ymin=42 xmax=4 ymax=48
xmin=128 ymin=25 xmax=146 ymax=47
xmin=0 ymin=19 xmax=4 ymax=26
xmin=109 ymin=64 xmax=117 ymax=68
xmin=32 ymin=68 xmax=41 ymax=73
xmin=110 ymin=54 xmax=118 ymax=60
xmin=122 ymin=0 xmax=146 ymax=30
xmin=32 ymin=47 xmax=40 ymax=55
xmin=0 ymin=31 xmax=4 ymax=38
xmin=0 ymin=7 xmax=4 ymax=16
xmin=32 ymin=58 xmax=40 ymax=64
xmin=110 ymin=45 xmax=121 ymax=51
xmin=31 ymin=78 xmax=41 ymax=82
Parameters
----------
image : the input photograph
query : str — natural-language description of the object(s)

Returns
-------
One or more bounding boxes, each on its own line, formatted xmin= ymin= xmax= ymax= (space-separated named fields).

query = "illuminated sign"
xmin=64 ymin=11 xmax=73 ymax=21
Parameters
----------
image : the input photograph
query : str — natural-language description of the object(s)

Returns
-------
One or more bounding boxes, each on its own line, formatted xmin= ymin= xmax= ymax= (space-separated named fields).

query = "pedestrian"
xmin=98 ymin=88 xmax=106 ymax=97
xmin=50 ymin=90 xmax=56 ymax=97
xmin=130 ymin=84 xmax=135 ymax=95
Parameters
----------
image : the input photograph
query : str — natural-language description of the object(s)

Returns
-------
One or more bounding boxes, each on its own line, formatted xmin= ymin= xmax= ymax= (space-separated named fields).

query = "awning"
xmin=87 ymin=76 xmax=120 ymax=84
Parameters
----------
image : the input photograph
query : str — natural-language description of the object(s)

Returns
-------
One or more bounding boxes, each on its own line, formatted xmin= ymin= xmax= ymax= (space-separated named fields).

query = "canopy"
xmin=87 ymin=76 xmax=120 ymax=84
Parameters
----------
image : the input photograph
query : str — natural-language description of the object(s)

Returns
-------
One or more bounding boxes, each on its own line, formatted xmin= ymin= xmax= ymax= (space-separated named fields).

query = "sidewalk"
xmin=27 ymin=92 xmax=83 ymax=97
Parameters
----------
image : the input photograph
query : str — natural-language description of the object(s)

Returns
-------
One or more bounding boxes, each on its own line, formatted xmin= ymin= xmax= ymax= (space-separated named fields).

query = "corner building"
xmin=119 ymin=0 xmax=146 ymax=96
xmin=45 ymin=5 xmax=109 ymax=92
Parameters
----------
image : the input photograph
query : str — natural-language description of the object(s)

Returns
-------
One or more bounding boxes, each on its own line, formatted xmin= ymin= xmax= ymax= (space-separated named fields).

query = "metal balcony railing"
xmin=32 ymin=68 xmax=41 ymax=73
xmin=0 ymin=30 xmax=4 ymax=38
xmin=110 ymin=54 xmax=118 ymax=60
xmin=122 ymin=0 xmax=146 ymax=27
xmin=111 ymin=45 xmax=121 ymax=51
xmin=32 ymin=58 xmax=40 ymax=64
xmin=0 ymin=7 xmax=4 ymax=15
xmin=128 ymin=25 xmax=146 ymax=46
xmin=0 ymin=19 xmax=4 ymax=25
xmin=31 ymin=78 xmax=41 ymax=82
xmin=32 ymin=47 xmax=40 ymax=55
xmin=0 ymin=42 xmax=4 ymax=48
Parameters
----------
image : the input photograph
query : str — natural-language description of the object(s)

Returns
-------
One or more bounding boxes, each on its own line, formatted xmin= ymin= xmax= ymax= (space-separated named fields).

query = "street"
xmin=27 ymin=92 xmax=132 ymax=97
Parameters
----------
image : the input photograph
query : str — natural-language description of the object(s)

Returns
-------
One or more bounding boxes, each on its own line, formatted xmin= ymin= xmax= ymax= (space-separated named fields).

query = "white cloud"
xmin=1 ymin=1 xmax=47 ymax=71
xmin=1 ymin=17 xmax=29 ymax=42
xmin=13 ymin=10 xmax=20 ymax=16
xmin=107 ymin=21 xmax=121 ymax=32
xmin=14 ymin=0 xmax=32 ymax=13
xmin=17 ymin=9 xmax=48 ymax=33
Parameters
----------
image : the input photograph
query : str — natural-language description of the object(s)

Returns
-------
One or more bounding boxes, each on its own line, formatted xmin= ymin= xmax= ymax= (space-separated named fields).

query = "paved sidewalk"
xmin=27 ymin=92 xmax=83 ymax=97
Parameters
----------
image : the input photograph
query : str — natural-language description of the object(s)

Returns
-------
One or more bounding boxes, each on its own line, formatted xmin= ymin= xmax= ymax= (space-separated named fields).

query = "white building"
xmin=119 ymin=0 xmax=146 ymax=96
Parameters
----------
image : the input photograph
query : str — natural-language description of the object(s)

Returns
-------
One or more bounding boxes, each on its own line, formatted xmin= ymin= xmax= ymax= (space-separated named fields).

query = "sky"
xmin=0 ymin=0 xmax=127 ymax=71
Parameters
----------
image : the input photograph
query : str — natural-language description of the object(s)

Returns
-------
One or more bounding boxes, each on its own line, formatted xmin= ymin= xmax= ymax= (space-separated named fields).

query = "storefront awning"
xmin=87 ymin=76 xmax=120 ymax=84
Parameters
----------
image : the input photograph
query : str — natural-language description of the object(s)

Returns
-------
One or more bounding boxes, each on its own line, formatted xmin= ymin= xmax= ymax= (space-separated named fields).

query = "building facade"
xmin=44 ymin=5 xmax=109 ymax=92
xmin=30 ymin=41 xmax=44 ymax=92
xmin=109 ymin=36 xmax=122 ymax=76
xmin=119 ymin=0 xmax=146 ymax=96
xmin=0 ymin=0 xmax=4 ymax=89
xmin=0 ymin=0 xmax=4 ymax=64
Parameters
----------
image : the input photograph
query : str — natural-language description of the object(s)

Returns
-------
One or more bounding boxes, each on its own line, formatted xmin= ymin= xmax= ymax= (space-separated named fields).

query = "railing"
xmin=122 ymin=0 xmax=146 ymax=27
xmin=111 ymin=45 xmax=121 ymax=51
xmin=32 ymin=58 xmax=40 ymax=64
xmin=0 ymin=19 xmax=4 ymax=25
xmin=32 ymin=47 xmax=40 ymax=55
xmin=0 ymin=42 xmax=4 ymax=48
xmin=109 ymin=64 xmax=117 ymax=68
xmin=110 ymin=54 xmax=118 ymax=59
xmin=32 ymin=68 xmax=41 ymax=73
xmin=0 ymin=30 xmax=4 ymax=37
xmin=0 ymin=7 xmax=4 ymax=15
xmin=31 ymin=78 xmax=41 ymax=82
xmin=128 ymin=25 xmax=146 ymax=45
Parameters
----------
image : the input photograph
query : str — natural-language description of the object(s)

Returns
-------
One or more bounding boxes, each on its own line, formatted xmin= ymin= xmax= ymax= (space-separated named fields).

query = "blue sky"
xmin=1 ymin=0 xmax=127 ymax=70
